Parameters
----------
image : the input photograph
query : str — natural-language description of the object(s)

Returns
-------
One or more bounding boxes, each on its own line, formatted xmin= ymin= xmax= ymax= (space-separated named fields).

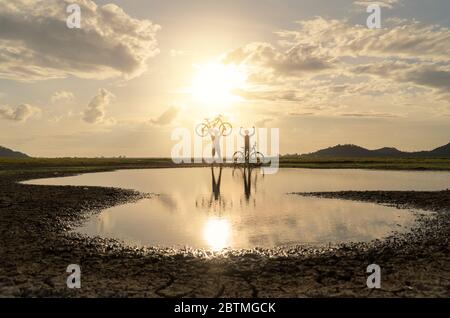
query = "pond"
xmin=25 ymin=168 xmax=449 ymax=250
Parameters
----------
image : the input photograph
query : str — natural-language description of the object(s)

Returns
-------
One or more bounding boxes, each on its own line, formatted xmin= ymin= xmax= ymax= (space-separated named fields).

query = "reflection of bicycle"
xmin=196 ymin=115 xmax=233 ymax=137
xmin=232 ymin=143 xmax=265 ymax=164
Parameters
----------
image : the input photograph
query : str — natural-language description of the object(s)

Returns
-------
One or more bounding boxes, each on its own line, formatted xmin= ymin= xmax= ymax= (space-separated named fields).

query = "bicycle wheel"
xmin=232 ymin=151 xmax=245 ymax=164
xmin=220 ymin=122 xmax=233 ymax=136
xmin=195 ymin=123 xmax=210 ymax=137
xmin=250 ymin=152 xmax=265 ymax=165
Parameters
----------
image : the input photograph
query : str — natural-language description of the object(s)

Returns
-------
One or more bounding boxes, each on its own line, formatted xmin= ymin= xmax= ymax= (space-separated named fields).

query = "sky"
xmin=0 ymin=0 xmax=449 ymax=157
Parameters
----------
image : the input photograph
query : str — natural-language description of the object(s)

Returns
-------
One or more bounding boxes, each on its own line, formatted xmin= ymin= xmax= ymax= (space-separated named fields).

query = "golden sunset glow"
xmin=203 ymin=218 xmax=231 ymax=251
xmin=2 ymin=0 xmax=450 ymax=301
xmin=189 ymin=61 xmax=247 ymax=106
xmin=1 ymin=0 xmax=449 ymax=157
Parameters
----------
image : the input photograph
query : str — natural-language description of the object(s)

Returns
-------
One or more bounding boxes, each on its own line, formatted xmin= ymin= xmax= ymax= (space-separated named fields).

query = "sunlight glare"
xmin=203 ymin=218 xmax=231 ymax=251
xmin=190 ymin=61 xmax=246 ymax=106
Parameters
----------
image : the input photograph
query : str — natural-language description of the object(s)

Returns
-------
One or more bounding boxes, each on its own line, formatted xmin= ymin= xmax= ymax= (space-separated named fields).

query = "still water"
xmin=25 ymin=168 xmax=449 ymax=250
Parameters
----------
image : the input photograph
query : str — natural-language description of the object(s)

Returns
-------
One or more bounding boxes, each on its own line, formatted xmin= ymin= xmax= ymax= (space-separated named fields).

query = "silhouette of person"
xmin=240 ymin=127 xmax=256 ymax=164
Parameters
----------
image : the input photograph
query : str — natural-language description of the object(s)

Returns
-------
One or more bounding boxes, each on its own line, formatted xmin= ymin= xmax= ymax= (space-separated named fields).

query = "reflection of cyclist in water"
xmin=243 ymin=167 xmax=252 ymax=201
xmin=211 ymin=166 xmax=222 ymax=201
xmin=232 ymin=166 xmax=256 ymax=204
xmin=239 ymin=127 xmax=256 ymax=163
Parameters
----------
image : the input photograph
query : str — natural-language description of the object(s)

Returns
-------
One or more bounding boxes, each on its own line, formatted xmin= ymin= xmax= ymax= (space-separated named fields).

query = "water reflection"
xmin=23 ymin=168 xmax=445 ymax=249
xmin=196 ymin=166 xmax=232 ymax=212
xmin=202 ymin=166 xmax=263 ymax=249
xmin=232 ymin=166 xmax=263 ymax=205
xmin=211 ymin=166 xmax=222 ymax=201
xmin=203 ymin=218 xmax=231 ymax=251
xmin=196 ymin=166 xmax=264 ymax=213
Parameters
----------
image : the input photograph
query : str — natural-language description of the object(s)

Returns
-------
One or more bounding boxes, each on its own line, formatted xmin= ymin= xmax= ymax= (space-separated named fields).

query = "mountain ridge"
xmin=0 ymin=146 xmax=29 ymax=158
xmin=293 ymin=143 xmax=450 ymax=158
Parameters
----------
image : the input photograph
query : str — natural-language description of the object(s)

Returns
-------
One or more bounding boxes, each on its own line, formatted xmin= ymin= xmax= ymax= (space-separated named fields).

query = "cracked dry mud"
xmin=0 ymin=170 xmax=449 ymax=297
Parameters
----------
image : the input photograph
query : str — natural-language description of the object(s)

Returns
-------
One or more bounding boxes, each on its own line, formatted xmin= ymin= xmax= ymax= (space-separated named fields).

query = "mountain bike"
xmin=195 ymin=115 xmax=233 ymax=137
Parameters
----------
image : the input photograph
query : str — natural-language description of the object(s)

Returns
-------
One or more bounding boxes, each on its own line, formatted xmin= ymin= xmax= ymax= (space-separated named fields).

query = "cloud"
xmin=234 ymin=88 xmax=304 ymax=102
xmin=283 ymin=18 xmax=450 ymax=62
xmin=255 ymin=118 xmax=274 ymax=127
xmin=223 ymin=42 xmax=335 ymax=80
xmin=51 ymin=90 xmax=75 ymax=103
xmin=0 ymin=103 xmax=40 ymax=122
xmin=170 ymin=49 xmax=185 ymax=57
xmin=0 ymin=0 xmax=160 ymax=82
xmin=339 ymin=112 xmax=400 ymax=118
xmin=353 ymin=0 xmax=400 ymax=9
xmin=150 ymin=106 xmax=179 ymax=126
xmin=82 ymin=88 xmax=114 ymax=124
xmin=219 ymin=16 xmax=450 ymax=117
xmin=289 ymin=112 xmax=316 ymax=116
xmin=402 ymin=65 xmax=450 ymax=93
xmin=352 ymin=61 xmax=450 ymax=98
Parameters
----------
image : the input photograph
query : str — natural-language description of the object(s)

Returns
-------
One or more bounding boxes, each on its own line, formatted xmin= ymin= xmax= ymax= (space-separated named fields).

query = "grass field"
xmin=1 ymin=157 xmax=450 ymax=174
xmin=0 ymin=157 xmax=177 ymax=176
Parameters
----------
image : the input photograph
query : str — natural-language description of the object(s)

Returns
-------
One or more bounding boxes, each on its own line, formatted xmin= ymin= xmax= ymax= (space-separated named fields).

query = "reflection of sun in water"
xmin=203 ymin=218 xmax=231 ymax=251
xmin=190 ymin=61 xmax=247 ymax=106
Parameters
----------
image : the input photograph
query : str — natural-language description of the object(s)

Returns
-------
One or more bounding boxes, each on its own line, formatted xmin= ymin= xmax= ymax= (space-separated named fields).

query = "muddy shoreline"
xmin=0 ymin=168 xmax=449 ymax=297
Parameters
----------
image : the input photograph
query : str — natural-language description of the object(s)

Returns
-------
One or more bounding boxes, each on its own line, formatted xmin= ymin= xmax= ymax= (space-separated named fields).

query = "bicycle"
xmin=195 ymin=115 xmax=233 ymax=137
xmin=232 ymin=142 xmax=265 ymax=165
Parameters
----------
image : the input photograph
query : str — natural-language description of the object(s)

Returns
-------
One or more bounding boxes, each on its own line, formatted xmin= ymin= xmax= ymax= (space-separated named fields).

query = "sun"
xmin=189 ymin=61 xmax=247 ymax=106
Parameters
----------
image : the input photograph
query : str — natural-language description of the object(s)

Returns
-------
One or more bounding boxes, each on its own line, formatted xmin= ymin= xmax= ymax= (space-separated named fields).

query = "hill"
xmin=300 ymin=143 xmax=450 ymax=158
xmin=0 ymin=146 xmax=29 ymax=158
